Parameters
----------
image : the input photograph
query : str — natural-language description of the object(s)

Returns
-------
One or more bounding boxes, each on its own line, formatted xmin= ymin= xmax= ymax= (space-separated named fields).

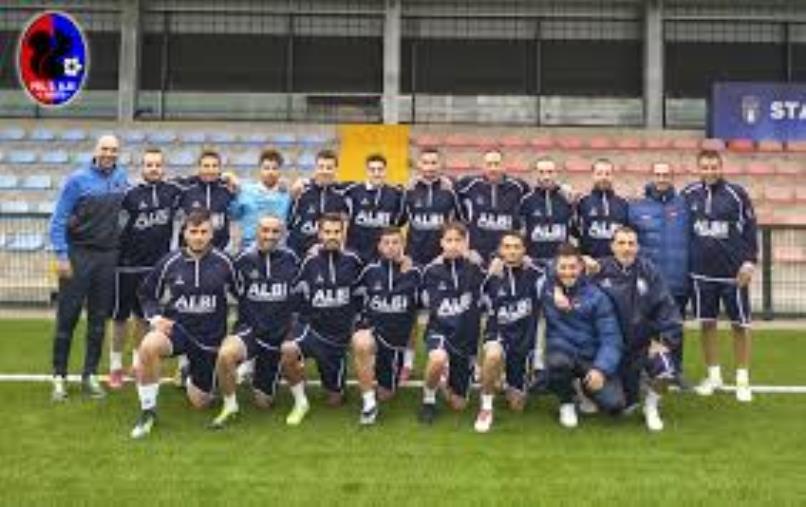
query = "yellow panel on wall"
xmin=337 ymin=124 xmax=410 ymax=184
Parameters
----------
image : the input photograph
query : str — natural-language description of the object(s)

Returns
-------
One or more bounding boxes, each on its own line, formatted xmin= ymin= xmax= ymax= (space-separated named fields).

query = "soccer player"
xmin=209 ymin=216 xmax=300 ymax=428
xmin=683 ymin=150 xmax=757 ymax=402
xmin=628 ymin=161 xmax=690 ymax=376
xmin=109 ymin=148 xmax=182 ymax=389
xmin=576 ymin=158 xmax=629 ymax=259
xmin=280 ymin=213 xmax=363 ymax=425
xmin=286 ymin=150 xmax=349 ymax=258
xmin=175 ymin=149 xmax=236 ymax=250
xmin=519 ymin=156 xmax=575 ymax=265
xmin=590 ymin=227 xmax=683 ymax=431
xmin=543 ymin=243 xmax=624 ymax=429
xmin=418 ymin=222 xmax=486 ymax=424
xmin=130 ymin=209 xmax=240 ymax=439
xmin=351 ymin=227 xmax=421 ymax=425
xmin=49 ymin=134 xmax=128 ymax=401
xmin=455 ymin=148 xmax=527 ymax=263
xmin=402 ymin=148 xmax=462 ymax=378
xmin=474 ymin=232 xmax=545 ymax=433
xmin=229 ymin=149 xmax=292 ymax=249
xmin=343 ymin=153 xmax=406 ymax=263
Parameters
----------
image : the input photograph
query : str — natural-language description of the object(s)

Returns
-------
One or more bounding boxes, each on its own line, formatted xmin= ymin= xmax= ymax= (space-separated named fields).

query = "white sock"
xmin=362 ymin=390 xmax=377 ymax=410
xmin=708 ymin=365 xmax=722 ymax=382
xmin=404 ymin=348 xmax=415 ymax=369
xmin=137 ymin=383 xmax=159 ymax=411
xmin=132 ymin=350 xmax=140 ymax=370
xmin=223 ymin=393 xmax=238 ymax=412
xmin=110 ymin=351 xmax=123 ymax=372
xmin=290 ymin=382 xmax=308 ymax=405
xmin=178 ymin=354 xmax=189 ymax=370
xmin=423 ymin=386 xmax=437 ymax=404
xmin=645 ymin=389 xmax=660 ymax=410
xmin=481 ymin=393 xmax=494 ymax=411
xmin=736 ymin=368 xmax=750 ymax=385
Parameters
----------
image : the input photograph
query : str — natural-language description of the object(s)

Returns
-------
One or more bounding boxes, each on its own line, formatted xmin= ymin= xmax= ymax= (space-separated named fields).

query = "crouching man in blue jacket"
xmin=591 ymin=227 xmax=683 ymax=432
xmin=543 ymin=243 xmax=625 ymax=429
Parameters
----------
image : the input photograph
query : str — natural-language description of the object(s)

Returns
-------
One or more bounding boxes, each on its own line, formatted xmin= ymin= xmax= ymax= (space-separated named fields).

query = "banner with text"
xmin=709 ymin=82 xmax=806 ymax=141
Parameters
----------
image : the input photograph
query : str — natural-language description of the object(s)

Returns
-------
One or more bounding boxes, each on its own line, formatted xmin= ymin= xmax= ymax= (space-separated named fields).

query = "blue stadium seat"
xmin=36 ymin=201 xmax=56 ymax=214
xmin=30 ymin=128 xmax=56 ymax=141
xmin=60 ymin=128 xmax=88 ymax=142
xmin=21 ymin=175 xmax=52 ymax=190
xmin=0 ymin=127 xmax=26 ymax=141
xmin=242 ymin=132 xmax=269 ymax=145
xmin=232 ymin=151 xmax=259 ymax=168
xmin=6 ymin=232 xmax=45 ymax=251
xmin=122 ymin=130 xmax=146 ymax=144
xmin=208 ymin=132 xmax=237 ymax=144
xmin=41 ymin=150 xmax=70 ymax=165
xmin=8 ymin=150 xmax=37 ymax=164
xmin=1 ymin=201 xmax=31 ymax=213
xmin=118 ymin=152 xmax=132 ymax=166
xmin=147 ymin=131 xmax=177 ymax=144
xmin=73 ymin=152 xmax=94 ymax=165
xmin=179 ymin=131 xmax=207 ymax=144
xmin=0 ymin=174 xmax=19 ymax=189
xmin=296 ymin=151 xmax=317 ymax=171
xmin=299 ymin=133 xmax=330 ymax=147
xmin=270 ymin=133 xmax=296 ymax=146
xmin=167 ymin=150 xmax=195 ymax=167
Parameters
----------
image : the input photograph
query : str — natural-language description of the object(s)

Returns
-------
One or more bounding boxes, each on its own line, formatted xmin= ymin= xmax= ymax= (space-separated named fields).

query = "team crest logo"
xmin=637 ymin=277 xmax=648 ymax=295
xmin=373 ymin=281 xmax=383 ymax=291
xmin=600 ymin=278 xmax=612 ymax=289
xmin=174 ymin=275 xmax=185 ymax=286
xmin=17 ymin=11 xmax=89 ymax=107
xmin=589 ymin=209 xmax=598 ymax=217
xmin=438 ymin=282 xmax=448 ymax=291
xmin=315 ymin=274 xmax=325 ymax=284
xmin=740 ymin=95 xmax=761 ymax=125
xmin=249 ymin=269 xmax=260 ymax=280
xmin=139 ymin=201 xmax=148 ymax=210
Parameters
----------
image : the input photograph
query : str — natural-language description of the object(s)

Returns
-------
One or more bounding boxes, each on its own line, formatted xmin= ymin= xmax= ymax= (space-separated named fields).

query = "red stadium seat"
xmin=499 ymin=135 xmax=527 ymax=149
xmin=616 ymin=137 xmax=642 ymax=150
xmin=443 ymin=133 xmax=477 ymax=148
xmin=795 ymin=186 xmax=806 ymax=202
xmin=727 ymin=139 xmax=755 ymax=153
xmin=776 ymin=161 xmax=802 ymax=176
xmin=413 ymin=133 xmax=441 ymax=148
xmin=721 ymin=163 xmax=742 ymax=176
xmin=645 ymin=137 xmax=671 ymax=150
xmin=530 ymin=135 xmax=554 ymax=150
xmin=505 ymin=159 xmax=530 ymax=173
xmin=701 ymin=138 xmax=726 ymax=151
xmin=745 ymin=161 xmax=775 ymax=176
xmin=671 ymin=138 xmax=699 ymax=150
xmin=623 ymin=161 xmax=649 ymax=174
xmin=564 ymin=157 xmax=590 ymax=173
xmin=785 ymin=140 xmax=806 ymax=153
xmin=445 ymin=154 xmax=473 ymax=172
xmin=556 ymin=136 xmax=583 ymax=150
xmin=764 ymin=185 xmax=795 ymax=203
xmin=757 ymin=140 xmax=784 ymax=153
xmin=587 ymin=136 xmax=612 ymax=150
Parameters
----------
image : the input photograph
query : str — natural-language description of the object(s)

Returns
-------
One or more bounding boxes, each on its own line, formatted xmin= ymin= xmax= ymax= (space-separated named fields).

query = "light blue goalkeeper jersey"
xmin=229 ymin=181 xmax=291 ymax=248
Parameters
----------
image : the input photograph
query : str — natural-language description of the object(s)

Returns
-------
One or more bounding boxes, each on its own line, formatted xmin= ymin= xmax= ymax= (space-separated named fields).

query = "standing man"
xmin=543 ymin=243 xmax=624 ymax=429
xmin=628 ymin=161 xmax=690 ymax=374
xmin=343 ymin=153 xmax=406 ymax=263
xmin=576 ymin=158 xmax=629 ymax=259
xmin=280 ymin=213 xmax=364 ymax=425
xmin=287 ymin=150 xmax=349 ymax=258
xmin=590 ymin=227 xmax=683 ymax=431
xmin=130 ymin=209 xmax=240 ymax=439
xmin=455 ymin=148 xmax=528 ymax=263
xmin=229 ymin=149 xmax=292 ymax=249
xmin=351 ymin=227 xmax=421 ymax=425
xmin=49 ymin=134 xmax=128 ymax=401
xmin=474 ymin=232 xmax=545 ymax=433
xmin=209 ymin=216 xmax=300 ymax=429
xmin=519 ymin=156 xmax=576 ymax=265
xmin=109 ymin=148 xmax=183 ymax=389
xmin=418 ymin=222 xmax=486 ymax=424
xmin=683 ymin=150 xmax=757 ymax=402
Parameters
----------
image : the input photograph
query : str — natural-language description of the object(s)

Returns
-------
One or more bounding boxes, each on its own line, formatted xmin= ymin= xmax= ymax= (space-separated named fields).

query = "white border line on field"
xmin=2 ymin=374 xmax=806 ymax=393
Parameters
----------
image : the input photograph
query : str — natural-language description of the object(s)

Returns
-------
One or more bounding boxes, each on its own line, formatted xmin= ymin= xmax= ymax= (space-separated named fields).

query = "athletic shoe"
xmin=82 ymin=375 xmax=106 ymax=399
xmin=643 ymin=404 xmax=664 ymax=432
xmin=285 ymin=400 xmax=310 ymax=426
xmin=107 ymin=369 xmax=124 ymax=390
xmin=359 ymin=404 xmax=379 ymax=426
xmin=559 ymin=403 xmax=578 ymax=428
xmin=474 ymin=409 xmax=493 ymax=433
xmin=209 ymin=406 xmax=239 ymax=430
xmin=735 ymin=381 xmax=753 ymax=403
xmin=694 ymin=377 xmax=723 ymax=396
xmin=418 ymin=402 xmax=437 ymax=425
xmin=130 ymin=410 xmax=157 ymax=439
xmin=51 ymin=376 xmax=68 ymax=402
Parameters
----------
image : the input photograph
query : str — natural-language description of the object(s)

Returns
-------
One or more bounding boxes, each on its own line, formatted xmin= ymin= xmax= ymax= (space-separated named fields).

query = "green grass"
xmin=0 ymin=319 xmax=805 ymax=506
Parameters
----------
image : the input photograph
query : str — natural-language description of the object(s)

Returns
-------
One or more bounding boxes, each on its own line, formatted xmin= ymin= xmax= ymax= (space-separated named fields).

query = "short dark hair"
xmin=316 ymin=149 xmax=338 ymax=165
xmin=380 ymin=226 xmax=402 ymax=238
xmin=591 ymin=158 xmax=614 ymax=171
xmin=534 ymin=156 xmax=555 ymax=168
xmin=612 ymin=225 xmax=637 ymax=240
xmin=198 ymin=148 xmax=221 ymax=165
xmin=483 ymin=147 xmax=503 ymax=157
xmin=499 ymin=230 xmax=525 ymax=246
xmin=366 ymin=153 xmax=387 ymax=166
xmin=555 ymin=242 xmax=581 ymax=260
xmin=260 ymin=149 xmax=284 ymax=167
xmin=318 ymin=212 xmax=344 ymax=228
xmin=142 ymin=147 xmax=163 ymax=158
xmin=442 ymin=221 xmax=467 ymax=239
xmin=185 ymin=208 xmax=211 ymax=227
xmin=697 ymin=149 xmax=722 ymax=166
xmin=419 ymin=147 xmax=440 ymax=158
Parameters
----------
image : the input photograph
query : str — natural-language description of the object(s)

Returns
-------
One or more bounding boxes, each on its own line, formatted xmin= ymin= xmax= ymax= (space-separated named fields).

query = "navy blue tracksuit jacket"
xmin=576 ymin=188 xmax=629 ymax=259
xmin=403 ymin=179 xmax=462 ymax=266
xmin=175 ymin=177 xmax=235 ymax=250
xmin=483 ymin=264 xmax=545 ymax=347
xmin=519 ymin=185 xmax=575 ymax=263
xmin=343 ymin=183 xmax=406 ymax=262
xmin=287 ymin=182 xmax=349 ymax=258
xmin=118 ymin=180 xmax=183 ymax=268
xmin=355 ymin=259 xmax=422 ymax=348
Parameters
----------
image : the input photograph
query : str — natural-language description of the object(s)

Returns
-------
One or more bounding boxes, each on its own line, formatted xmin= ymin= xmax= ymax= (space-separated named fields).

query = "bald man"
xmin=49 ymin=134 xmax=129 ymax=401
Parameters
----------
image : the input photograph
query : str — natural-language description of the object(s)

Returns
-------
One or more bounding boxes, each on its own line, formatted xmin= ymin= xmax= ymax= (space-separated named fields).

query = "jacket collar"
xmin=645 ymin=183 xmax=676 ymax=202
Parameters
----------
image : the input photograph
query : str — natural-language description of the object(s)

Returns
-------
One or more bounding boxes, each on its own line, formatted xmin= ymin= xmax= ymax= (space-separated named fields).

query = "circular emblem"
xmin=17 ymin=11 xmax=89 ymax=107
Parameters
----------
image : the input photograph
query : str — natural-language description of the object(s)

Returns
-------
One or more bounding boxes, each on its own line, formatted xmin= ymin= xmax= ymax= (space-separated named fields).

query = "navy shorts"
xmin=621 ymin=348 xmax=677 ymax=406
xmin=691 ymin=277 xmax=751 ymax=327
xmin=374 ymin=333 xmax=406 ymax=393
xmin=293 ymin=323 xmax=348 ymax=394
xmin=425 ymin=332 xmax=475 ymax=399
xmin=168 ymin=324 xmax=220 ymax=395
xmin=236 ymin=328 xmax=282 ymax=398
xmin=489 ymin=334 xmax=535 ymax=393
xmin=112 ymin=268 xmax=149 ymax=321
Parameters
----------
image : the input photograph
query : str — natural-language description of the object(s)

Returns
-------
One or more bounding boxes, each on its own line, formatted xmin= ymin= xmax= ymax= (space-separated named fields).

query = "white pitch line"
xmin=1 ymin=373 xmax=806 ymax=393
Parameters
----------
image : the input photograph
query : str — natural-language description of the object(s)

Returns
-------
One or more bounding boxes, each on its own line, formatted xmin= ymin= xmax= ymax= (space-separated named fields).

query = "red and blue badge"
xmin=17 ymin=11 xmax=88 ymax=107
